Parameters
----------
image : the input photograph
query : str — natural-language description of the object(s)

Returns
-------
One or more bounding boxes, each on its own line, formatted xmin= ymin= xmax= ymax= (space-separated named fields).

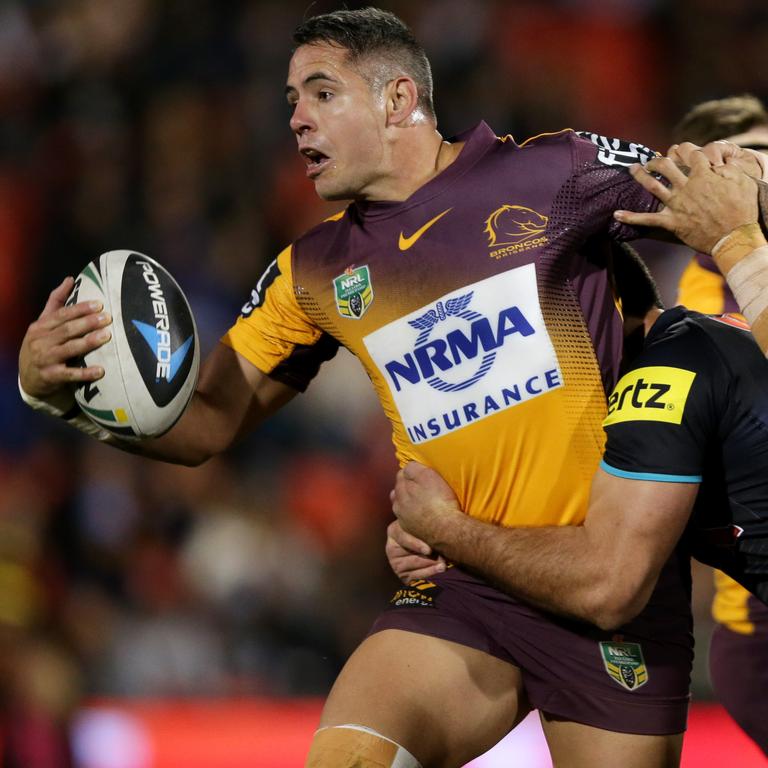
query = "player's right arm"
xmin=19 ymin=246 xmax=333 ymax=465
xmin=136 ymin=342 xmax=299 ymax=465
xmin=19 ymin=280 xmax=299 ymax=466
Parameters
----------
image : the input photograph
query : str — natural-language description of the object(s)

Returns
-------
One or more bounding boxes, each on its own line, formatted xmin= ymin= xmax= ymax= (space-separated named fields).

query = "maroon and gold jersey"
xmin=224 ymin=123 xmax=657 ymax=528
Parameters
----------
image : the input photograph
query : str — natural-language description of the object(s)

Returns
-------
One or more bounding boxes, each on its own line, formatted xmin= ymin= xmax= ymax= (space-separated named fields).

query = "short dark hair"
xmin=673 ymin=94 xmax=768 ymax=145
xmin=292 ymin=7 xmax=435 ymax=120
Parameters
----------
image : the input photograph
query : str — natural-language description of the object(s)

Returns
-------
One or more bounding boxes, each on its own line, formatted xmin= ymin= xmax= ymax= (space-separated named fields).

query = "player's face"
xmin=286 ymin=43 xmax=388 ymax=201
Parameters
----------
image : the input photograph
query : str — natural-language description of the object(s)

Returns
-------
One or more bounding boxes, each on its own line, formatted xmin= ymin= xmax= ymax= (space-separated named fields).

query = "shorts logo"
xmin=388 ymin=579 xmax=441 ymax=609
xmin=485 ymin=204 xmax=549 ymax=260
xmin=576 ymin=131 xmax=657 ymax=168
xmin=599 ymin=641 xmax=648 ymax=691
xmin=333 ymin=265 xmax=374 ymax=319
xmin=603 ymin=366 xmax=696 ymax=426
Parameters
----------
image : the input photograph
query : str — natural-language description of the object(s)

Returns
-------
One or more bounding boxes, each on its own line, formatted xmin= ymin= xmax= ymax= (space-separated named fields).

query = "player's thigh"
xmin=314 ymin=628 xmax=527 ymax=768
xmin=540 ymin=715 xmax=683 ymax=768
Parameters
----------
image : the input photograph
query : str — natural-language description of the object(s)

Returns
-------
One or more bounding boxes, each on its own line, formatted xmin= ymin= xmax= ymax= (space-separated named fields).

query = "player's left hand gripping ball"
xmin=66 ymin=250 xmax=200 ymax=439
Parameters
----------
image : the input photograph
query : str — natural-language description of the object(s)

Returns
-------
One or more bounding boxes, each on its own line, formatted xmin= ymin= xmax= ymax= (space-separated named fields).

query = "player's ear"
xmin=386 ymin=76 xmax=420 ymax=126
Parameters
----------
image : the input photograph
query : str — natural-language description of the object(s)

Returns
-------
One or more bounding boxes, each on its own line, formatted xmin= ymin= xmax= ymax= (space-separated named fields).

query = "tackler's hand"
xmin=614 ymin=152 xmax=759 ymax=254
xmin=385 ymin=520 xmax=446 ymax=585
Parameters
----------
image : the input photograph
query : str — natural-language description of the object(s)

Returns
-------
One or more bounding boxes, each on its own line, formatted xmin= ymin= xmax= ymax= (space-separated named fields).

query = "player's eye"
xmin=318 ymin=90 xmax=333 ymax=102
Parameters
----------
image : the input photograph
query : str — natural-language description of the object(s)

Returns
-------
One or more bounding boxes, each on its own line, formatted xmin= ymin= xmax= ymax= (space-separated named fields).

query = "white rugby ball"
xmin=67 ymin=250 xmax=200 ymax=438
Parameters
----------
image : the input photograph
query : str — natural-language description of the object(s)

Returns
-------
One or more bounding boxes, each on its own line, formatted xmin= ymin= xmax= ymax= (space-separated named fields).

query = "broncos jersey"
xmin=224 ymin=122 xmax=657 ymax=528
xmin=601 ymin=307 xmax=768 ymax=605
xmin=677 ymin=256 xmax=764 ymax=632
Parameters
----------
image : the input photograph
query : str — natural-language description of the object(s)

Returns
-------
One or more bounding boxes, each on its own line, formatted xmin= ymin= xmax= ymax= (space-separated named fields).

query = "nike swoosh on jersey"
xmin=398 ymin=208 xmax=453 ymax=251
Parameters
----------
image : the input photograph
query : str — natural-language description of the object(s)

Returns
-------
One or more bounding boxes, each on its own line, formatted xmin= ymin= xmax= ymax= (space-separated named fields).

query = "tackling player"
xmin=388 ymin=133 xmax=768 ymax=760
xmin=17 ymin=8 xmax=767 ymax=768
xmin=669 ymin=96 xmax=768 ymax=756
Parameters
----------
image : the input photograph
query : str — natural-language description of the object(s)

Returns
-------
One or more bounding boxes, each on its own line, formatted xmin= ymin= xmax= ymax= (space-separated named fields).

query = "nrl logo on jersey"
xmin=599 ymin=641 xmax=649 ymax=691
xmin=484 ymin=204 xmax=549 ymax=260
xmin=333 ymin=265 xmax=374 ymax=319
xmin=577 ymin=131 xmax=657 ymax=168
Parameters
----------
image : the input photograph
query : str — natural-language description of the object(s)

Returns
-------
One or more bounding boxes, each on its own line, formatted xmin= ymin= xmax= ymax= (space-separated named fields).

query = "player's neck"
xmin=366 ymin=130 xmax=465 ymax=202
xmin=643 ymin=307 xmax=664 ymax=335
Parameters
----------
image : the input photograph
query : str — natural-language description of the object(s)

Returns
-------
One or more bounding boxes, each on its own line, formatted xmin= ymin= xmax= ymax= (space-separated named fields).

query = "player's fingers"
xmin=404 ymin=562 xmax=446 ymax=584
xmin=37 ymin=300 xmax=105 ymax=333
xmin=666 ymin=141 xmax=703 ymax=168
xmin=387 ymin=520 xmax=432 ymax=555
xmin=49 ymin=312 xmax=112 ymax=346
xmin=613 ymin=209 xmax=669 ymax=228
xmin=714 ymin=160 xmax=757 ymax=185
xmin=402 ymin=460 xmax=426 ymax=481
xmin=385 ymin=546 xmax=443 ymax=581
xmin=627 ymin=163 xmax=673 ymax=202
xmin=38 ymin=362 xmax=104 ymax=387
xmin=54 ymin=326 xmax=112 ymax=361
xmin=26 ymin=316 xmax=111 ymax=368
xmin=644 ymin=156 xmax=689 ymax=188
xmin=700 ymin=139 xmax=740 ymax=167
xmin=39 ymin=277 xmax=75 ymax=319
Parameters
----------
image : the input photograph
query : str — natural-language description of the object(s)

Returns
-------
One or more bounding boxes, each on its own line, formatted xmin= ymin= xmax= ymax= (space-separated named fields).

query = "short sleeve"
xmin=600 ymin=325 xmax=723 ymax=483
xmin=221 ymin=246 xmax=339 ymax=391
xmin=570 ymin=131 xmax=660 ymax=243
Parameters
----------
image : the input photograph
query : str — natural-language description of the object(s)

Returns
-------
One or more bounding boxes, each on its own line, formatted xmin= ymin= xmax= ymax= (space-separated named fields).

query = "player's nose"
xmin=290 ymin=100 xmax=315 ymax=135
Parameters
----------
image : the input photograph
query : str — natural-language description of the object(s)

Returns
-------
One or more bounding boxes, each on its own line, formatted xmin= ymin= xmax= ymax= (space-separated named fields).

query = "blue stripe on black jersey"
xmin=600 ymin=460 xmax=702 ymax=484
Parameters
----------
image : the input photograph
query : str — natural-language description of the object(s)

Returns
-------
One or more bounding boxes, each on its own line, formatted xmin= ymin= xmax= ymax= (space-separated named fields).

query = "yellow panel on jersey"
xmin=222 ymin=246 xmax=332 ymax=389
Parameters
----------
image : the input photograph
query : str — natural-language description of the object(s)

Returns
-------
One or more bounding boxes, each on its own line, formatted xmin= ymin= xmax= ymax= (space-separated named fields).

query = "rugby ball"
xmin=68 ymin=250 xmax=200 ymax=439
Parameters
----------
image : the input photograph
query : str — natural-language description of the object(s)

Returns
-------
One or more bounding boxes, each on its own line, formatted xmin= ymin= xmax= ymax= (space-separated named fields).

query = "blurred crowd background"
xmin=2 ymin=0 xmax=768 ymax=764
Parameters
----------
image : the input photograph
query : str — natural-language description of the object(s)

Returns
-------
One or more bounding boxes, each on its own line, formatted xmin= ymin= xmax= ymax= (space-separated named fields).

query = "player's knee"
xmin=306 ymin=724 xmax=422 ymax=768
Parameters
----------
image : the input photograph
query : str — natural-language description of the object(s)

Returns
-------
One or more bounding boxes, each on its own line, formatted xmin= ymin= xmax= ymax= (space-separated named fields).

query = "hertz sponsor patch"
xmin=388 ymin=579 xmax=442 ymax=609
xmin=604 ymin=366 xmax=696 ymax=426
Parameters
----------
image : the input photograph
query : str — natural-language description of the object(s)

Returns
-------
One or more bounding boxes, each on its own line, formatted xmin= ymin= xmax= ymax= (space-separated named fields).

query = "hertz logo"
xmin=603 ymin=366 xmax=696 ymax=426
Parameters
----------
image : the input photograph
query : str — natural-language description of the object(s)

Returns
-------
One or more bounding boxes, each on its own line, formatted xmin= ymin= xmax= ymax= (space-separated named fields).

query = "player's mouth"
xmin=300 ymin=147 xmax=331 ymax=178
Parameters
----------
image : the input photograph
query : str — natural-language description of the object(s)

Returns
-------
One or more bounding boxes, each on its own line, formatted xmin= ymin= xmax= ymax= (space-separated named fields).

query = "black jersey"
xmin=601 ymin=307 xmax=768 ymax=604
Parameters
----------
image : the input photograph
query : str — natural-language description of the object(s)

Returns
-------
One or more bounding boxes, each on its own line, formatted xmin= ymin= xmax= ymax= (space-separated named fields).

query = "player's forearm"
xmin=711 ymin=221 xmax=768 ymax=353
xmin=427 ymin=513 xmax=628 ymax=628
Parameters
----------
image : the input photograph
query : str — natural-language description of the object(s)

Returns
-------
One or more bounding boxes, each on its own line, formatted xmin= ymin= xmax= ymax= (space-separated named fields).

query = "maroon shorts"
xmin=370 ymin=555 xmax=693 ymax=735
xmin=709 ymin=597 xmax=768 ymax=755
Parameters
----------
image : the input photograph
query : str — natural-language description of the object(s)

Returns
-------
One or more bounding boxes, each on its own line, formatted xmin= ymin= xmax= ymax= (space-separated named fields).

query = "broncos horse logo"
xmin=484 ymin=205 xmax=549 ymax=247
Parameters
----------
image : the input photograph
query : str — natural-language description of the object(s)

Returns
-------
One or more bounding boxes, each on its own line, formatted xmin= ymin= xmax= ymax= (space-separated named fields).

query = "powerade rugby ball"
xmin=68 ymin=250 xmax=200 ymax=438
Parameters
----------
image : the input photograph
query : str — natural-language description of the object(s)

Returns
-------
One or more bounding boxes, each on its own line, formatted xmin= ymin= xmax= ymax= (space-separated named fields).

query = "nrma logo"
xmin=384 ymin=292 xmax=534 ymax=393
xmin=364 ymin=265 xmax=563 ymax=444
